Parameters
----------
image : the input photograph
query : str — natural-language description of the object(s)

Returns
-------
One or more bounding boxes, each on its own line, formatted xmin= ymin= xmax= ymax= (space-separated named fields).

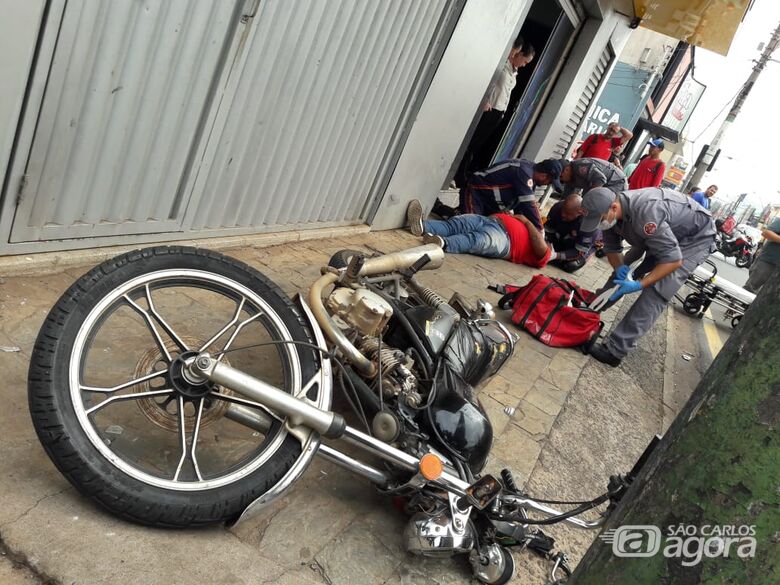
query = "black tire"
xmin=731 ymin=315 xmax=742 ymax=328
xmin=735 ymin=254 xmax=751 ymax=268
xmin=682 ymin=294 xmax=703 ymax=315
xmin=28 ymin=246 xmax=318 ymax=527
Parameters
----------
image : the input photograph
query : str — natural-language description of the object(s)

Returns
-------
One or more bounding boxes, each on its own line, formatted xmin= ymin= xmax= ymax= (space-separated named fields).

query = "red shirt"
xmin=578 ymin=134 xmax=623 ymax=160
xmin=628 ymin=157 xmax=666 ymax=189
xmin=495 ymin=214 xmax=551 ymax=268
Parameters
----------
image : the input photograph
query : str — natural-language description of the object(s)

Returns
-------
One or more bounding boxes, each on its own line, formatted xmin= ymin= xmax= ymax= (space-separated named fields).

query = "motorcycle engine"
xmin=326 ymin=287 xmax=393 ymax=337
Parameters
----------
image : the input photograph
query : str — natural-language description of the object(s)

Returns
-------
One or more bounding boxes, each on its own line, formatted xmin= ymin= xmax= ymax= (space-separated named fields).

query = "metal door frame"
xmin=0 ymin=0 xmax=461 ymax=255
xmin=0 ymin=0 xmax=253 ymax=254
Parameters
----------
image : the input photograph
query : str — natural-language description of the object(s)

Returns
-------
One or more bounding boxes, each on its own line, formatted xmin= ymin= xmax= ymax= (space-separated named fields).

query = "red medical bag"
xmin=496 ymin=275 xmax=602 ymax=348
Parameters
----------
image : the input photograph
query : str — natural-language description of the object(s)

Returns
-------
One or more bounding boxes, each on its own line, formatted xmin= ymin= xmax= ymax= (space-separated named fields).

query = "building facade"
xmin=0 ymin=0 xmax=744 ymax=255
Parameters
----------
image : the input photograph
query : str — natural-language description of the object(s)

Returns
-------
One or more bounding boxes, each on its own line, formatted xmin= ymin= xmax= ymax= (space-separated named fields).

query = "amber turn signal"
xmin=419 ymin=453 xmax=443 ymax=481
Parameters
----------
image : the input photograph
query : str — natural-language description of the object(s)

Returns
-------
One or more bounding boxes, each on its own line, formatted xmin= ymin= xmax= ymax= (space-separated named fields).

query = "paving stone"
xmin=479 ymin=394 xmax=513 ymax=438
xmin=489 ymin=425 xmax=542 ymax=484
xmin=0 ymin=556 xmax=39 ymax=585
xmin=231 ymin=459 xmax=378 ymax=567
xmin=480 ymin=373 xmax=531 ymax=407
xmin=1 ymin=491 xmax=290 ymax=585
xmin=511 ymin=399 xmax=555 ymax=439
xmin=540 ymin=353 xmax=585 ymax=393
xmin=314 ymin=519 xmax=400 ymax=585
xmin=523 ymin=377 xmax=569 ymax=417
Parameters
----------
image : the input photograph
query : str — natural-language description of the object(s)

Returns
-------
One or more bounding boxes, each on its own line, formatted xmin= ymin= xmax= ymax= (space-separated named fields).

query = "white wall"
xmin=370 ymin=0 xmax=531 ymax=230
xmin=0 ymin=1 xmax=46 ymax=204
xmin=618 ymin=27 xmax=677 ymax=71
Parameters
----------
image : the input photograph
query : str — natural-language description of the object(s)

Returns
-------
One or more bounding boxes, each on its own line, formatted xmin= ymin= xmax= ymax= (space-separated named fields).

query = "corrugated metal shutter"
xmin=10 ymin=0 xmax=239 ymax=242
xmin=551 ymin=45 xmax=613 ymax=158
xmin=189 ymin=0 xmax=452 ymax=230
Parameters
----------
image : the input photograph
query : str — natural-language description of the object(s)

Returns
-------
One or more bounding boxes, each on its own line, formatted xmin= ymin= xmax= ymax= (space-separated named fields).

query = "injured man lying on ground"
xmin=406 ymin=199 xmax=551 ymax=268
xmin=406 ymin=196 xmax=596 ymax=270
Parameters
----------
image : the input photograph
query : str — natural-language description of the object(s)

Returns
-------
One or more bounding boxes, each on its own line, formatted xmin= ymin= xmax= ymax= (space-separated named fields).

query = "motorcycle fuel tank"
xmin=427 ymin=371 xmax=493 ymax=474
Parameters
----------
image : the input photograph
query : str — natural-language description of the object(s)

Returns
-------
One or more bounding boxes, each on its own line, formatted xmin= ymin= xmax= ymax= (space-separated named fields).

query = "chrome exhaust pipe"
xmin=358 ymin=244 xmax=445 ymax=276
xmin=309 ymin=272 xmax=377 ymax=377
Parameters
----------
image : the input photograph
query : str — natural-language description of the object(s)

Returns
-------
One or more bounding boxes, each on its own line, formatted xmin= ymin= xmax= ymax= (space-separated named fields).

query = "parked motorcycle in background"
xmin=27 ymin=245 xmax=645 ymax=584
xmin=715 ymin=229 xmax=753 ymax=268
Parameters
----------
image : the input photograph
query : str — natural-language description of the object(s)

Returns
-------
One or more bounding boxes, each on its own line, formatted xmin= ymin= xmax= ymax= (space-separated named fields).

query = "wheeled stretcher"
xmin=674 ymin=260 xmax=755 ymax=327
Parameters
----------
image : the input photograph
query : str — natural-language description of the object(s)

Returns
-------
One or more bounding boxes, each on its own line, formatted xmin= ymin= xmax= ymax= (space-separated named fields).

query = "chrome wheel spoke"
xmin=173 ymin=397 xmax=205 ymax=482
xmin=123 ymin=284 xmax=189 ymax=362
xmin=198 ymin=296 xmax=264 ymax=360
xmin=81 ymin=370 xmax=167 ymax=394
xmin=144 ymin=284 xmax=190 ymax=353
xmin=85 ymin=389 xmax=173 ymax=415
xmin=190 ymin=399 xmax=205 ymax=481
xmin=124 ymin=293 xmax=173 ymax=361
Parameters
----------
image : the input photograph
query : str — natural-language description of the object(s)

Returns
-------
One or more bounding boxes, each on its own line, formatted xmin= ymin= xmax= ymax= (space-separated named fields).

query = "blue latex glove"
xmin=615 ymin=265 xmax=632 ymax=281
xmin=609 ymin=278 xmax=643 ymax=302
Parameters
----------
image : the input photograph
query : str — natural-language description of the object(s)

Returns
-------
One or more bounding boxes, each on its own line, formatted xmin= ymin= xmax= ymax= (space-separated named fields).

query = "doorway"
xmin=492 ymin=3 xmax=579 ymax=162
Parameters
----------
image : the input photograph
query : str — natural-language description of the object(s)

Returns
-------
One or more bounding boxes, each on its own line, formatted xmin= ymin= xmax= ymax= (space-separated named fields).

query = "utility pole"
xmin=685 ymin=21 xmax=780 ymax=190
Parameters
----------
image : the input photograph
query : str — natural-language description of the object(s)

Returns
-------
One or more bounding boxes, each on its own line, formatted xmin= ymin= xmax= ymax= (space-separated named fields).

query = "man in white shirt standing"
xmin=453 ymin=36 xmax=535 ymax=187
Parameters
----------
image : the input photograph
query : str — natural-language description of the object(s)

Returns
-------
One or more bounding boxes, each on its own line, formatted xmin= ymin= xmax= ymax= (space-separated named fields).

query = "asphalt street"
xmin=672 ymin=251 xmax=751 ymax=368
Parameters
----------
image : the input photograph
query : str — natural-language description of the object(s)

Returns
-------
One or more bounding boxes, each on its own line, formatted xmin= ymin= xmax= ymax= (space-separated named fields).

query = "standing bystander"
xmin=574 ymin=122 xmax=633 ymax=161
xmin=744 ymin=216 xmax=780 ymax=293
xmin=628 ymin=139 xmax=666 ymax=189
xmin=453 ymin=36 xmax=535 ymax=186
xmin=690 ymin=184 xmax=718 ymax=210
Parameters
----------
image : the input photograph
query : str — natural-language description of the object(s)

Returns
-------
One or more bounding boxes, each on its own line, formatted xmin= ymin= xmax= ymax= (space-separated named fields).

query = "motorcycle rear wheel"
xmin=28 ymin=246 xmax=318 ymax=527
xmin=735 ymin=254 xmax=751 ymax=268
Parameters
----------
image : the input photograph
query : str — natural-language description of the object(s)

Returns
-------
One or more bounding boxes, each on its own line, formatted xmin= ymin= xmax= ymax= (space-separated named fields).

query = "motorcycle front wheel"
xmin=29 ymin=246 xmax=318 ymax=527
xmin=735 ymin=253 xmax=751 ymax=268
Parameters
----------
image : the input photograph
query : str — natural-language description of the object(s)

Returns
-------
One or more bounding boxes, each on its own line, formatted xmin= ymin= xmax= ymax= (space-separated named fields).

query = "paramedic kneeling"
xmin=581 ymin=187 xmax=716 ymax=367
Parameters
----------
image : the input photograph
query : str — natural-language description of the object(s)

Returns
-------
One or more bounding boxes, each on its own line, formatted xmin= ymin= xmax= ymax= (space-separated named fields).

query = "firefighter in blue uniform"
xmin=459 ymin=158 xmax=563 ymax=231
xmin=581 ymin=187 xmax=716 ymax=366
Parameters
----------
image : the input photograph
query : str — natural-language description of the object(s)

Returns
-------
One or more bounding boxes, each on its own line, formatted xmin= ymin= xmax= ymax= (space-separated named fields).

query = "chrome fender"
xmin=229 ymin=294 xmax=333 ymax=526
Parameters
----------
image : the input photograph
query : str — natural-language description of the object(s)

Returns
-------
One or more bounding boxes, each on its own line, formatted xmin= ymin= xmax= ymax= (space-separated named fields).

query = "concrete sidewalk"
xmin=0 ymin=229 xmax=692 ymax=585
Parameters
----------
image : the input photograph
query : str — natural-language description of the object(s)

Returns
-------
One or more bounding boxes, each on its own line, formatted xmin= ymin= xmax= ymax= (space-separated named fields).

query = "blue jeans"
xmin=423 ymin=215 xmax=510 ymax=258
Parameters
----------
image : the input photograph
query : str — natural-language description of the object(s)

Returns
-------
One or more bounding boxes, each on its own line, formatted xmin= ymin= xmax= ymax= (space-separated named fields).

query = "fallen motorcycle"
xmin=29 ymin=245 xmax=638 ymax=584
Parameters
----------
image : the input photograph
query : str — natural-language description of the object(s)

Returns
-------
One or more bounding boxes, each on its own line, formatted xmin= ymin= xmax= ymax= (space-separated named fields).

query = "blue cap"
xmin=648 ymin=138 xmax=665 ymax=149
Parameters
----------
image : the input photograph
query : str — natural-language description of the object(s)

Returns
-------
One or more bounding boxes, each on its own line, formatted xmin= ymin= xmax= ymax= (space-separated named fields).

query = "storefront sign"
xmin=580 ymin=63 xmax=656 ymax=142
xmin=660 ymin=72 xmax=706 ymax=133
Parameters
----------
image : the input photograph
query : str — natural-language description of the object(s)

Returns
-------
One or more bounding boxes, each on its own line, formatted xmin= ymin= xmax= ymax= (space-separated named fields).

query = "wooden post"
xmin=570 ymin=269 xmax=780 ymax=583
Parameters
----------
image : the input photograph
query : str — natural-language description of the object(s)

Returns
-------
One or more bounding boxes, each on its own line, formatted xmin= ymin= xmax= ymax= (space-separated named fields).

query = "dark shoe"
xmin=406 ymin=199 xmax=424 ymax=236
xmin=431 ymin=198 xmax=458 ymax=219
xmin=589 ymin=343 xmax=621 ymax=367
xmin=422 ymin=233 xmax=445 ymax=249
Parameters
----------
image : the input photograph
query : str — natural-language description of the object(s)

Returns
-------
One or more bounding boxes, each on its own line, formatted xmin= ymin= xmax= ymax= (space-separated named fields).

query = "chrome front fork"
xmin=189 ymin=353 xmax=471 ymax=496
